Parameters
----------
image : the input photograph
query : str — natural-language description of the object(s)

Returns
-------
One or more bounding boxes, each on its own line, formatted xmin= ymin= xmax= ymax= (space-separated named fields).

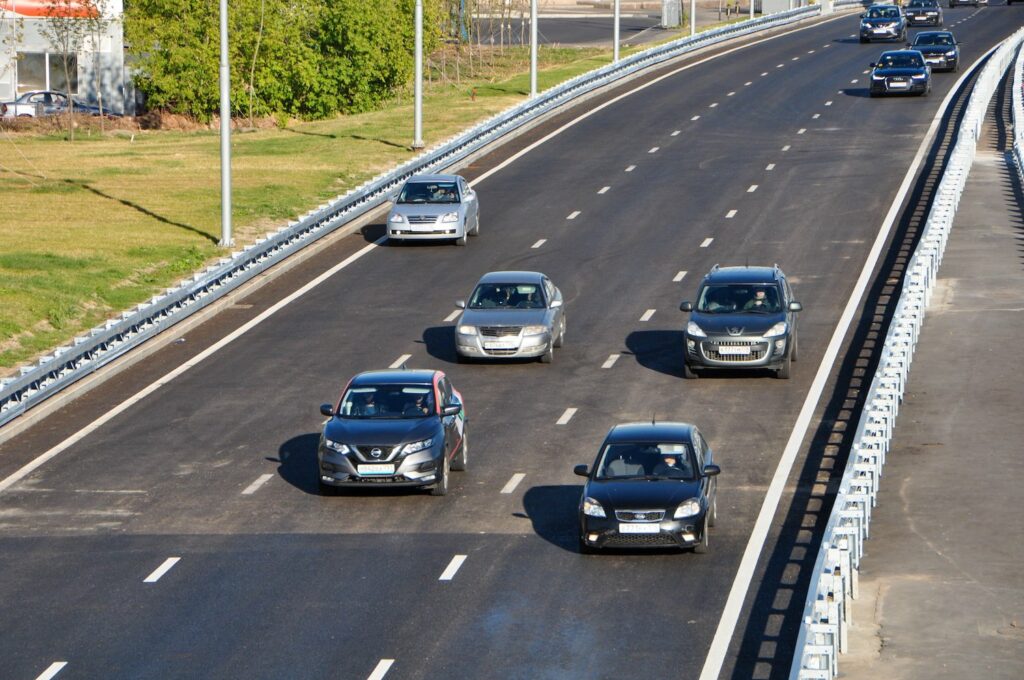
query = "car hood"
xmin=323 ymin=416 xmax=439 ymax=446
xmin=390 ymin=203 xmax=462 ymax=216
xmin=862 ymin=17 xmax=901 ymax=25
xmin=690 ymin=311 xmax=785 ymax=336
xmin=874 ymin=67 xmax=927 ymax=77
xmin=459 ymin=308 xmax=549 ymax=327
xmin=914 ymin=45 xmax=954 ymax=55
xmin=586 ymin=480 xmax=702 ymax=509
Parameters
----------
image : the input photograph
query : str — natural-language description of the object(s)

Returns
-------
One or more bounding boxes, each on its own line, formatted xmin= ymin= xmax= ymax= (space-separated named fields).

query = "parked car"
xmin=859 ymin=5 xmax=908 ymax=43
xmin=905 ymin=0 xmax=943 ymax=25
xmin=387 ymin=173 xmax=480 ymax=246
xmin=908 ymin=31 xmax=960 ymax=71
xmin=1 ymin=90 xmax=121 ymax=118
xmin=870 ymin=50 xmax=933 ymax=96
xmin=317 ymin=369 xmax=467 ymax=496
xmin=679 ymin=265 xmax=802 ymax=379
xmin=574 ymin=422 xmax=720 ymax=554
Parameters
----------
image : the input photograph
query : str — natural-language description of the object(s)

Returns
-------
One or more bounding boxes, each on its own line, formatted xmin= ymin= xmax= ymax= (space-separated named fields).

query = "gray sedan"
xmin=454 ymin=271 xmax=565 ymax=363
xmin=387 ymin=174 xmax=480 ymax=246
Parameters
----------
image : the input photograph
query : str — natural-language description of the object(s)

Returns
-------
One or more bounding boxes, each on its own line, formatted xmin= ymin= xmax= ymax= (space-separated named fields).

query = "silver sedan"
xmin=387 ymin=174 xmax=480 ymax=246
xmin=454 ymin=271 xmax=565 ymax=363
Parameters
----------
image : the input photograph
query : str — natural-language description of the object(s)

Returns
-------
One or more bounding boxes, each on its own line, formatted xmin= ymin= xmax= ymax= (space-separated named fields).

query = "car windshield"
xmin=696 ymin=283 xmax=782 ymax=314
xmin=468 ymin=283 xmax=545 ymax=309
xmin=338 ymin=385 xmax=435 ymax=419
xmin=867 ymin=7 xmax=900 ymax=18
xmin=914 ymin=34 xmax=952 ymax=46
xmin=878 ymin=53 xmax=925 ymax=69
xmin=595 ymin=442 xmax=697 ymax=481
xmin=907 ymin=0 xmax=935 ymax=7
xmin=397 ymin=181 xmax=460 ymax=204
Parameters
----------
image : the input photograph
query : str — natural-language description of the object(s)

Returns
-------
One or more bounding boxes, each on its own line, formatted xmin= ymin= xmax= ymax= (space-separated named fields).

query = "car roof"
xmin=879 ymin=50 xmax=923 ymax=57
xmin=404 ymin=174 xmax=461 ymax=183
xmin=349 ymin=369 xmax=437 ymax=386
xmin=476 ymin=271 xmax=546 ymax=284
xmin=605 ymin=422 xmax=697 ymax=443
xmin=915 ymin=31 xmax=953 ymax=38
xmin=702 ymin=265 xmax=783 ymax=285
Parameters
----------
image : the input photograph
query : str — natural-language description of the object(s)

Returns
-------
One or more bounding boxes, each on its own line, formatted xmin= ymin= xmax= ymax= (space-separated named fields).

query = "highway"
xmin=1 ymin=7 xmax=1021 ymax=680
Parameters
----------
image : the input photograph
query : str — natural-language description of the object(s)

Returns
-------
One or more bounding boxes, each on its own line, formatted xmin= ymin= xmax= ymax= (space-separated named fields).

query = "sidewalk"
xmin=841 ymin=90 xmax=1024 ymax=677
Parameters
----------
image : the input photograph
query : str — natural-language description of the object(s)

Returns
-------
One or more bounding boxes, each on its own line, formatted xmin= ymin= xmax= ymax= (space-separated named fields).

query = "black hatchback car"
xmin=909 ymin=31 xmax=960 ymax=72
xmin=859 ymin=5 xmax=907 ymax=43
xmin=905 ymin=0 xmax=943 ymax=26
xmin=317 ymin=369 xmax=467 ymax=496
xmin=870 ymin=50 xmax=932 ymax=97
xmin=679 ymin=265 xmax=802 ymax=379
xmin=574 ymin=422 xmax=720 ymax=554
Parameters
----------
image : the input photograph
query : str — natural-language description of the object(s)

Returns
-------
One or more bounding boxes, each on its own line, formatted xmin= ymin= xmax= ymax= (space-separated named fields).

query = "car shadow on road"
xmin=275 ymin=432 xmax=321 ymax=495
xmin=522 ymin=485 xmax=584 ymax=552
xmin=625 ymin=329 xmax=686 ymax=378
xmin=422 ymin=325 xmax=459 ymax=363
xmin=842 ymin=87 xmax=874 ymax=98
xmin=360 ymin=223 xmax=386 ymax=244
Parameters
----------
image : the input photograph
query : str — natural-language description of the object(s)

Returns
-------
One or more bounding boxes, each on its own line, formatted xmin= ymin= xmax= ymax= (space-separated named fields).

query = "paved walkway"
xmin=841 ymin=86 xmax=1024 ymax=677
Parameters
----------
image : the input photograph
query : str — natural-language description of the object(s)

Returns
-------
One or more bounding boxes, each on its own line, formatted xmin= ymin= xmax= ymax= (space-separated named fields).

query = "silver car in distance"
xmin=454 ymin=271 xmax=566 ymax=364
xmin=387 ymin=173 xmax=480 ymax=246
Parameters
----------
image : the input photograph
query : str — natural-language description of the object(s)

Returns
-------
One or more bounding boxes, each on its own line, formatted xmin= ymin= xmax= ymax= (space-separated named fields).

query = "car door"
xmin=694 ymin=430 xmax=715 ymax=503
xmin=544 ymin=278 xmax=563 ymax=335
xmin=437 ymin=376 xmax=459 ymax=460
xmin=460 ymin=177 xmax=478 ymax=230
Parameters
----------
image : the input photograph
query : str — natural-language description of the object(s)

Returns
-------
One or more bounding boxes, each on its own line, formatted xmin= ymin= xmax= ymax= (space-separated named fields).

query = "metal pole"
xmin=413 ymin=0 xmax=424 ymax=149
xmin=218 ymin=0 xmax=232 ymax=247
xmin=751 ymin=0 xmax=755 ymax=19
xmin=530 ymin=0 xmax=538 ymax=97
xmin=613 ymin=0 xmax=620 ymax=63
xmin=691 ymin=0 xmax=696 ymax=35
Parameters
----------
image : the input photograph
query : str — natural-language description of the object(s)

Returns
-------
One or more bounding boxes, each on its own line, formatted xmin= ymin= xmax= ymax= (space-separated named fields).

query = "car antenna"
xmin=745 ymin=256 xmax=749 ymax=268
xmin=651 ymin=412 xmax=656 ymax=425
xmin=401 ymin=361 xmax=407 ymax=370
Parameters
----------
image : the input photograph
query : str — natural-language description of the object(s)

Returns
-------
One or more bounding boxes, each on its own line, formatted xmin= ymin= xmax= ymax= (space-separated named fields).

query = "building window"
xmin=16 ymin=52 xmax=78 ymax=93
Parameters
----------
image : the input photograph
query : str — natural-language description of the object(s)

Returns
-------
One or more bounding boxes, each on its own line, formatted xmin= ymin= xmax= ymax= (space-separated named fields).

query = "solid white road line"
xmin=144 ymin=557 xmax=181 ymax=583
xmin=649 ymin=146 xmax=660 ymax=153
xmin=556 ymin=408 xmax=577 ymax=425
xmin=698 ymin=59 xmax=979 ymax=680
xmin=625 ymin=164 xmax=636 ymax=172
xmin=700 ymin=238 xmax=714 ymax=248
xmin=389 ymin=354 xmax=412 ymax=369
xmin=640 ymin=309 xmax=656 ymax=322
xmin=691 ymin=115 xmax=701 ymax=121
xmin=765 ymin=163 xmax=775 ymax=171
xmin=797 ymin=128 xmax=806 ymax=135
xmin=725 ymin=210 xmax=737 ymax=219
xmin=598 ymin=186 xmax=610 ymax=194
xmin=782 ymin=144 xmax=791 ymax=151
xmin=241 ymin=473 xmax=273 ymax=495
xmin=567 ymin=210 xmax=580 ymax=220
xmin=500 ymin=473 xmax=526 ymax=494
xmin=747 ymin=184 xmax=758 ymax=193
xmin=531 ymin=239 xmax=547 ymax=249
xmin=671 ymin=130 xmax=681 ymax=136
xmin=444 ymin=309 xmax=461 ymax=323
xmin=367 ymin=659 xmax=394 ymax=680
xmin=439 ymin=555 xmax=467 ymax=581
xmin=35 ymin=663 xmax=67 ymax=680
xmin=673 ymin=270 xmax=687 ymax=282
xmin=602 ymin=354 xmax=621 ymax=369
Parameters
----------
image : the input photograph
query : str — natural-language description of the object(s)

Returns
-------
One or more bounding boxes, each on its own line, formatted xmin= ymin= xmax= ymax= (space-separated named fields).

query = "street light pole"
xmin=413 ymin=0 xmax=424 ymax=149
xmin=751 ymin=0 xmax=755 ymax=20
xmin=218 ymin=0 xmax=232 ymax=247
xmin=691 ymin=0 xmax=696 ymax=36
xmin=530 ymin=0 xmax=538 ymax=97
xmin=613 ymin=0 xmax=620 ymax=63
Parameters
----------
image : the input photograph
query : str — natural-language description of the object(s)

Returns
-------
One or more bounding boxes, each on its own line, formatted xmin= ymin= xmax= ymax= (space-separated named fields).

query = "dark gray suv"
xmin=679 ymin=265 xmax=801 ymax=379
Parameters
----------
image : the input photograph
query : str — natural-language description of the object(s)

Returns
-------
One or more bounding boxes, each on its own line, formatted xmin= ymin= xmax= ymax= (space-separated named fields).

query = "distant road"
xmin=475 ymin=15 xmax=666 ymax=46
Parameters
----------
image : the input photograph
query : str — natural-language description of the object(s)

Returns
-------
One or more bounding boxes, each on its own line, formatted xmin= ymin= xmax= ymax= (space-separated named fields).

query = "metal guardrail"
xmin=789 ymin=26 xmax=1024 ymax=680
xmin=1012 ymin=37 xmax=1024 ymax=187
xmin=0 ymin=6 xmax=825 ymax=429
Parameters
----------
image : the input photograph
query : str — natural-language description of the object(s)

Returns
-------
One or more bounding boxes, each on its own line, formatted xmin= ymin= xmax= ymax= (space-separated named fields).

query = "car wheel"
xmin=553 ymin=318 xmax=565 ymax=348
xmin=683 ymin=361 xmax=698 ymax=379
xmin=470 ymin=215 xmax=480 ymax=236
xmin=776 ymin=353 xmax=792 ymax=380
xmin=388 ymin=236 xmax=402 ymax=246
xmin=430 ymin=455 xmax=450 ymax=496
xmin=455 ymin=232 xmax=467 ymax=247
xmin=859 ymin=36 xmax=869 ymax=43
xmin=540 ymin=343 xmax=554 ymax=364
xmin=451 ymin=432 xmax=468 ymax=471
xmin=708 ymin=489 xmax=717 ymax=528
xmin=579 ymin=535 xmax=596 ymax=555
xmin=790 ymin=331 xmax=798 ymax=362
xmin=694 ymin=516 xmax=710 ymax=554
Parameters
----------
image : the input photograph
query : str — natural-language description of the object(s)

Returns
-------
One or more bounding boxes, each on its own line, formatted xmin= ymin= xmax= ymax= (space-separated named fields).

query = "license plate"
xmin=358 ymin=464 xmax=395 ymax=475
xmin=889 ymin=81 xmax=909 ymax=88
xmin=926 ymin=57 xmax=942 ymax=62
xmin=483 ymin=340 xmax=518 ymax=350
xmin=718 ymin=345 xmax=751 ymax=356
xmin=873 ymin=28 xmax=889 ymax=33
xmin=619 ymin=523 xmax=661 ymax=534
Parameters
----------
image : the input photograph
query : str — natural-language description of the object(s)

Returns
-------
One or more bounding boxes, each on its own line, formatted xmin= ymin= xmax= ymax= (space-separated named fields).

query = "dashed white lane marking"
xmin=862 ymin=69 xmax=870 ymax=74
xmin=439 ymin=555 xmax=467 ymax=581
xmin=776 ymin=63 xmax=784 ymax=68
xmin=700 ymin=238 xmax=714 ymax=248
xmin=640 ymin=309 xmax=656 ymax=322
xmin=598 ymin=186 xmax=610 ymax=194
xmin=144 ymin=557 xmax=181 ymax=583
xmin=35 ymin=663 xmax=68 ymax=680
xmin=838 ymin=89 xmax=844 ymax=94
xmin=782 ymin=145 xmax=791 ymax=151
xmin=567 ymin=210 xmax=581 ymax=220
xmin=625 ymin=164 xmax=636 ymax=172
xmin=727 ymin=91 xmax=736 ymax=97
xmin=851 ymin=79 xmax=858 ymax=84
xmin=367 ymin=659 xmax=395 ymax=680
xmin=823 ymin=43 xmax=831 ymax=48
xmin=390 ymin=354 xmax=412 ymax=369
xmin=812 ymin=113 xmax=820 ymax=119
xmin=825 ymin=100 xmax=833 ymax=106
xmin=791 ymin=56 xmax=799 ymax=61
xmin=761 ymin=72 xmax=768 ymax=76
xmin=602 ymin=354 xmax=621 ymax=369
xmin=808 ymin=49 xmax=815 ymax=54
xmin=747 ymin=184 xmax=758 ymax=193
xmin=649 ymin=146 xmax=660 ymax=153
xmin=709 ymin=103 xmax=718 ymax=108
xmin=531 ymin=239 xmax=546 ymax=249
xmin=556 ymin=408 xmax=578 ymax=425
xmin=673 ymin=270 xmax=688 ymax=282
xmin=848 ymin=33 xmax=855 ymax=37
xmin=241 ymin=474 xmax=273 ymax=495
xmin=765 ymin=163 xmax=776 ymax=171
xmin=691 ymin=115 xmax=701 ymax=121
xmin=797 ymin=128 xmax=807 ymax=135
xmin=445 ymin=309 xmax=461 ymax=322
xmin=501 ymin=473 xmax=526 ymax=494
xmin=725 ymin=210 xmax=737 ymax=219
xmin=744 ymin=81 xmax=752 ymax=86
xmin=671 ymin=130 xmax=681 ymax=136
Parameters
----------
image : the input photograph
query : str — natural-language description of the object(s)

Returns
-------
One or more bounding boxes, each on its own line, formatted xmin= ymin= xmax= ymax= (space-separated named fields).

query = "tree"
xmin=40 ymin=0 xmax=95 ymax=140
xmin=1 ymin=9 xmax=25 ymax=89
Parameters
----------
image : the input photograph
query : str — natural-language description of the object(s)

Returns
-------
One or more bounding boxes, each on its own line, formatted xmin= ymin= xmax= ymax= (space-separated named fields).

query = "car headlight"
xmin=457 ymin=325 xmax=477 ymax=335
xmin=441 ymin=212 xmax=460 ymax=223
xmin=912 ymin=73 xmax=928 ymax=80
xmin=763 ymin=321 xmax=788 ymax=338
xmin=523 ymin=325 xmax=547 ymax=335
xmin=674 ymin=498 xmax=701 ymax=519
xmin=402 ymin=438 xmax=434 ymax=455
xmin=324 ymin=439 xmax=351 ymax=454
xmin=686 ymin=321 xmax=707 ymax=338
xmin=871 ymin=73 xmax=886 ymax=81
xmin=945 ymin=50 xmax=956 ymax=57
xmin=582 ymin=497 xmax=606 ymax=518
xmin=388 ymin=213 xmax=404 ymax=223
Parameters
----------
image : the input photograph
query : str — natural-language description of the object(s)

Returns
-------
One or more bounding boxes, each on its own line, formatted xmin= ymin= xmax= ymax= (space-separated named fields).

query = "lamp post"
xmin=530 ymin=0 xmax=538 ymax=97
xmin=413 ymin=0 xmax=424 ymax=149
xmin=218 ymin=0 xmax=232 ymax=247
xmin=614 ymin=0 xmax=620 ymax=63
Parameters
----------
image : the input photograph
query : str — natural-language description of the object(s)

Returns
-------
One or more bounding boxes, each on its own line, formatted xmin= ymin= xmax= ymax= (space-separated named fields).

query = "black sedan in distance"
xmin=870 ymin=50 xmax=932 ymax=97
xmin=317 ymin=369 xmax=467 ymax=496
xmin=574 ymin=422 xmax=720 ymax=554
xmin=905 ymin=0 xmax=943 ymax=27
xmin=909 ymin=31 xmax=960 ymax=72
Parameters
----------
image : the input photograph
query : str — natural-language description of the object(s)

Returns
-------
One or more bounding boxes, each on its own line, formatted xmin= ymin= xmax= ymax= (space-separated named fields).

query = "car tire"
xmin=455 ymin=232 xmax=467 ymax=247
xmin=859 ymin=36 xmax=869 ymax=43
xmin=776 ymin=353 xmax=792 ymax=380
xmin=540 ymin=343 xmax=554 ymax=364
xmin=708 ymin=490 xmax=717 ymax=528
xmin=388 ymin=236 xmax=402 ymax=246
xmin=430 ymin=455 xmax=450 ymax=496
xmin=579 ymin=535 xmax=596 ymax=555
xmin=451 ymin=432 xmax=468 ymax=471
xmin=470 ymin=215 xmax=480 ymax=236
xmin=553 ymin=318 xmax=565 ymax=348
xmin=790 ymin=331 xmax=799 ymax=362
xmin=683 ymin=361 xmax=698 ymax=379
xmin=694 ymin=516 xmax=710 ymax=554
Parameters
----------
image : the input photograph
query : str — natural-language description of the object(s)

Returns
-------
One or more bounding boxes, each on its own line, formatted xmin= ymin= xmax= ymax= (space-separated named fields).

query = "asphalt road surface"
xmin=1 ymin=7 xmax=1021 ymax=680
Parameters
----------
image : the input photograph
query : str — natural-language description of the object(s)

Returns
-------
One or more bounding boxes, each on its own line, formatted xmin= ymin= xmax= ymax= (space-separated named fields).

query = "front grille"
xmin=406 ymin=215 xmax=439 ymax=224
xmin=615 ymin=510 xmax=666 ymax=522
xmin=702 ymin=340 xmax=768 ymax=362
xmin=479 ymin=326 xmax=522 ymax=337
xmin=483 ymin=348 xmax=518 ymax=356
xmin=355 ymin=445 xmax=397 ymax=461
xmin=605 ymin=534 xmax=678 ymax=547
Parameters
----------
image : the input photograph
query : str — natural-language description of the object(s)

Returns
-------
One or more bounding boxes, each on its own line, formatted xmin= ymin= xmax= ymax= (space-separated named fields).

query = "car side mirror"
xmin=703 ymin=464 xmax=721 ymax=477
xmin=320 ymin=403 xmax=335 ymax=417
xmin=680 ymin=301 xmax=693 ymax=312
xmin=789 ymin=301 xmax=803 ymax=312
xmin=455 ymin=299 xmax=466 ymax=309
xmin=442 ymin=405 xmax=461 ymax=417
xmin=573 ymin=464 xmax=590 ymax=478
xmin=869 ymin=63 xmax=876 ymax=68
xmin=860 ymin=12 xmax=866 ymax=17
xmin=550 ymin=299 xmax=563 ymax=309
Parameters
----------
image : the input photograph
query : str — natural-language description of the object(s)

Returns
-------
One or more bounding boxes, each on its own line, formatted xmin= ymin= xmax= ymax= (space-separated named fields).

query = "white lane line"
xmin=640 ymin=309 xmax=656 ymax=322
xmin=35 ymin=663 xmax=68 ymax=680
xmin=709 ymin=102 xmax=718 ymax=108
xmin=673 ymin=270 xmax=688 ymax=282
xmin=241 ymin=473 xmax=273 ymax=495
xmin=744 ymin=81 xmax=752 ymax=86
xmin=367 ymin=659 xmax=395 ymax=680
xmin=807 ymin=49 xmax=815 ymax=54
xmin=760 ymin=72 xmax=768 ymax=76
xmin=144 ymin=557 xmax=181 ymax=583
xmin=812 ymin=113 xmax=820 ymax=119
xmin=439 ymin=555 xmax=467 ymax=581
xmin=648 ymin=146 xmax=660 ymax=153
xmin=531 ymin=239 xmax=546 ymax=249
xmin=602 ymin=354 xmax=621 ymax=369
xmin=825 ymin=100 xmax=833 ymax=106
xmin=700 ymin=238 xmax=714 ymax=248
xmin=747 ymin=184 xmax=758 ymax=193
xmin=838 ymin=89 xmax=844 ymax=94
xmin=698 ymin=59 xmax=981 ymax=680
xmin=782 ymin=144 xmax=791 ymax=151
xmin=691 ymin=115 xmax=701 ymax=121
xmin=823 ymin=43 xmax=831 ymax=47
xmin=862 ymin=69 xmax=870 ymax=74
xmin=791 ymin=56 xmax=799 ymax=61
xmin=501 ymin=473 xmax=526 ymax=494
xmin=727 ymin=91 xmax=736 ymax=97
xmin=389 ymin=354 xmax=412 ymax=369
xmin=725 ymin=210 xmax=737 ymax=219
xmin=776 ymin=63 xmax=784 ymax=68
xmin=765 ymin=163 xmax=775 ymax=171
xmin=797 ymin=128 xmax=806 ymax=135
xmin=444 ymin=309 xmax=461 ymax=322
xmin=851 ymin=79 xmax=858 ymax=84
xmin=556 ymin=408 xmax=578 ymax=425
xmin=671 ymin=130 xmax=681 ymax=136
xmin=625 ymin=164 xmax=636 ymax=172
xmin=567 ymin=210 xmax=581 ymax=220
xmin=598 ymin=186 xmax=610 ymax=194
